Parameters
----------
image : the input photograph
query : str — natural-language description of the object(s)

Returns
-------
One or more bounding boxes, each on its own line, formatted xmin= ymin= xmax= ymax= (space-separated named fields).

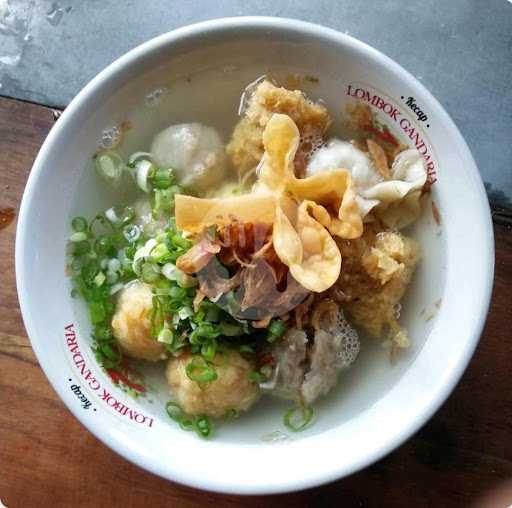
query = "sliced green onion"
xmin=157 ymin=327 xmax=174 ymax=344
xmin=171 ymin=233 xmax=190 ymax=250
xmin=239 ymin=344 xmax=255 ymax=354
xmin=94 ymin=235 xmax=112 ymax=255
xmin=201 ymin=340 xmax=217 ymax=362
xmin=93 ymin=271 xmax=106 ymax=287
xmin=194 ymin=416 xmax=212 ymax=438
xmin=153 ymin=185 xmax=183 ymax=217
xmin=69 ymin=231 xmax=88 ymax=242
xmin=120 ymin=245 xmax=134 ymax=261
xmin=81 ymin=260 xmax=99 ymax=282
xmin=150 ymin=296 xmax=164 ymax=337
xmin=89 ymin=301 xmax=106 ymax=324
xmin=105 ymin=205 xmax=135 ymax=226
xmin=88 ymin=213 xmax=110 ymax=236
xmin=132 ymin=239 xmax=158 ymax=275
xmin=176 ymin=271 xmax=197 ymax=288
xmin=249 ymin=371 xmax=266 ymax=383
xmin=141 ymin=262 xmax=160 ymax=283
xmin=72 ymin=240 xmax=90 ymax=255
xmin=190 ymin=323 xmax=220 ymax=343
xmin=165 ymin=402 xmax=212 ymax=438
xmin=185 ymin=357 xmax=218 ymax=383
xmin=95 ymin=151 xmax=124 ymax=183
xmin=152 ymin=168 xmax=174 ymax=189
xmin=70 ymin=257 xmax=84 ymax=273
xmin=97 ymin=342 xmax=122 ymax=369
xmin=169 ymin=286 xmax=187 ymax=299
xmin=107 ymin=258 xmax=121 ymax=273
xmin=219 ymin=322 xmax=243 ymax=337
xmin=132 ymin=238 xmax=157 ymax=268
xmin=268 ymin=319 xmax=286 ymax=342
xmin=123 ymin=224 xmax=141 ymax=243
xmin=135 ymin=159 xmax=154 ymax=193
xmin=179 ymin=418 xmax=195 ymax=431
xmin=178 ymin=306 xmax=193 ymax=320
xmin=119 ymin=206 xmax=135 ymax=225
xmin=94 ymin=324 xmax=113 ymax=341
xmin=193 ymin=310 xmax=204 ymax=324
xmin=107 ymin=269 xmax=120 ymax=283
xmin=165 ymin=335 xmax=185 ymax=354
xmin=100 ymin=342 xmax=121 ymax=362
xmin=71 ymin=216 xmax=88 ymax=232
xmin=128 ymin=152 xmax=153 ymax=166
xmin=161 ymin=263 xmax=179 ymax=281
xmin=104 ymin=207 xmax=120 ymax=224
xmin=69 ymin=211 xmax=143 ymax=374
xmin=152 ymin=189 xmax=170 ymax=216
xmin=284 ymin=406 xmax=314 ymax=432
xmin=166 ymin=401 xmax=184 ymax=422
xmin=155 ymin=232 xmax=168 ymax=243
xmin=202 ymin=305 xmax=218 ymax=322
xmin=150 ymin=243 xmax=170 ymax=263
xmin=104 ymin=300 xmax=115 ymax=315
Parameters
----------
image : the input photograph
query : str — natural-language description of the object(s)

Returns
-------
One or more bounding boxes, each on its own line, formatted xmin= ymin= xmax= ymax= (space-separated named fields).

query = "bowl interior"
xmin=17 ymin=19 xmax=492 ymax=494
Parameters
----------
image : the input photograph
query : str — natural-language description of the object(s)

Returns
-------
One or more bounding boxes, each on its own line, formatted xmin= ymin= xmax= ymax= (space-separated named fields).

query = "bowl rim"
xmin=15 ymin=16 xmax=494 ymax=495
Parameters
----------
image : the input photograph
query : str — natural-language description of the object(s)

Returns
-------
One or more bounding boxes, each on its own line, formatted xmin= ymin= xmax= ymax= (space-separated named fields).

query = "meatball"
xmin=166 ymin=351 xmax=260 ymax=418
xmin=271 ymin=328 xmax=307 ymax=402
xmin=270 ymin=304 xmax=360 ymax=405
xmin=151 ymin=123 xmax=226 ymax=193
xmin=301 ymin=304 xmax=360 ymax=404
xmin=111 ymin=281 xmax=166 ymax=361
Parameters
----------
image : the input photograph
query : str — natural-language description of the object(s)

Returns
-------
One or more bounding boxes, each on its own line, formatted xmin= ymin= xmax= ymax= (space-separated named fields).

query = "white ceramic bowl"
xmin=16 ymin=17 xmax=494 ymax=494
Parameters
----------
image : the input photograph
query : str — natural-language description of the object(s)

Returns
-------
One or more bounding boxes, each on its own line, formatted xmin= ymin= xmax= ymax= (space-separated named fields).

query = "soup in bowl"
xmin=16 ymin=17 xmax=493 ymax=494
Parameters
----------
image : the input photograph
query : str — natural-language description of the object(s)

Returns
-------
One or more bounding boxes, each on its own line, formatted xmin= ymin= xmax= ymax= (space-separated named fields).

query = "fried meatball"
xmin=111 ymin=281 xmax=166 ymax=361
xmin=166 ymin=351 xmax=260 ymax=417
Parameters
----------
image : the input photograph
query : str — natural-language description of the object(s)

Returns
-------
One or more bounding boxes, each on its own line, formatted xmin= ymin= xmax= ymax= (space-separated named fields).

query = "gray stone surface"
xmin=0 ymin=0 xmax=511 ymax=208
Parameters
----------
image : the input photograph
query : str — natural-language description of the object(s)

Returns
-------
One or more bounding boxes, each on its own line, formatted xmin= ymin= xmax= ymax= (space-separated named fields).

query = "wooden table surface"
xmin=1 ymin=96 xmax=511 ymax=508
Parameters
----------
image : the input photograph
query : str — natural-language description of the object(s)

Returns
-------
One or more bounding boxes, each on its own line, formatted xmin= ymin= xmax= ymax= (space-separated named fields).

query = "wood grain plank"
xmin=0 ymin=97 xmax=511 ymax=508
xmin=0 ymin=97 xmax=54 ymax=344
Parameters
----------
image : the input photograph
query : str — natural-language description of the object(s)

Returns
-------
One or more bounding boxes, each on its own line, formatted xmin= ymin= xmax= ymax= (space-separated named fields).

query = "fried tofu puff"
xmin=111 ymin=281 xmax=166 ymax=361
xmin=166 ymin=351 xmax=260 ymax=418
xmin=335 ymin=228 xmax=420 ymax=348
xmin=227 ymin=80 xmax=331 ymax=175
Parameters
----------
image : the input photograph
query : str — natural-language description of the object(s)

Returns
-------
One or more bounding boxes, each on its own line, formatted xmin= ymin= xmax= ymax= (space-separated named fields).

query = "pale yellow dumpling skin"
xmin=111 ymin=281 xmax=166 ymax=361
xmin=166 ymin=351 xmax=260 ymax=417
